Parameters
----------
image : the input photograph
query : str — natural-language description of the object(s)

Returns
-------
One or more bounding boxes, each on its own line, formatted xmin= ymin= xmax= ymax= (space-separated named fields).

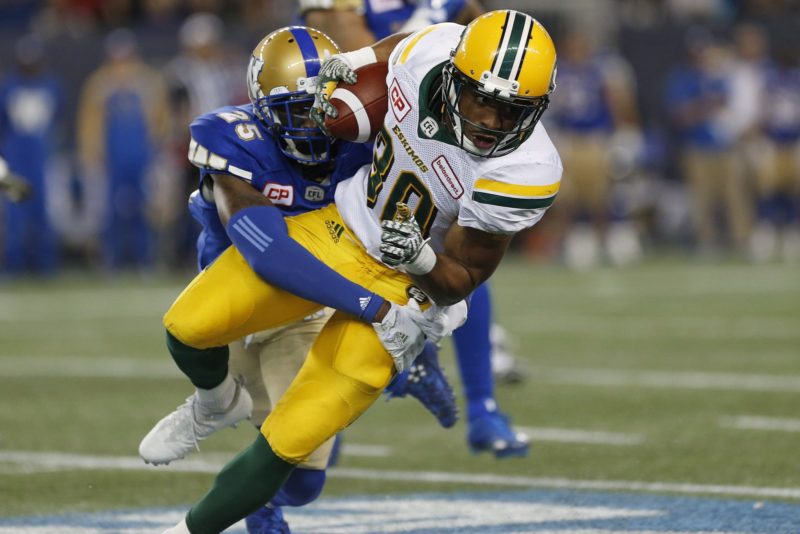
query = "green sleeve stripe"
xmin=472 ymin=191 xmax=555 ymax=209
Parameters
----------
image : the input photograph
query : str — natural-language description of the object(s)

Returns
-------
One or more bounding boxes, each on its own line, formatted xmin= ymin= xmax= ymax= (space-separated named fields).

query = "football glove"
xmin=380 ymin=203 xmax=437 ymax=274
xmin=310 ymin=47 xmax=377 ymax=130
xmin=372 ymin=299 xmax=429 ymax=372
xmin=417 ymin=300 xmax=469 ymax=344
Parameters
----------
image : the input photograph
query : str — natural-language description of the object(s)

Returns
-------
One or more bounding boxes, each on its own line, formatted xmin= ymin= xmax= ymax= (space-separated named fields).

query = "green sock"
xmin=185 ymin=434 xmax=294 ymax=534
xmin=166 ymin=330 xmax=228 ymax=390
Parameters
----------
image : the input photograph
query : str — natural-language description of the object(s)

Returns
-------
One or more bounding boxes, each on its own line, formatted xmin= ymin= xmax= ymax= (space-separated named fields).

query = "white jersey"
xmin=335 ymin=23 xmax=562 ymax=262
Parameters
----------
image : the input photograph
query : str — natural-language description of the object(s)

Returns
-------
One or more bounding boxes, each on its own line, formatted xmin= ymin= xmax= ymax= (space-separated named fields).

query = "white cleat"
xmin=139 ymin=380 xmax=253 ymax=465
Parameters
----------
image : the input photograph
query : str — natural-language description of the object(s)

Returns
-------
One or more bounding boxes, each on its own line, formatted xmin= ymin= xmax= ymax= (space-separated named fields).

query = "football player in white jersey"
xmin=301 ymin=0 xmax=536 ymax=467
xmin=162 ymin=10 xmax=560 ymax=533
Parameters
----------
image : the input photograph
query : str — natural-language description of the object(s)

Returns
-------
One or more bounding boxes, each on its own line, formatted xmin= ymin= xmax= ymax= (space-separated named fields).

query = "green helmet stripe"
xmin=497 ymin=12 xmax=528 ymax=80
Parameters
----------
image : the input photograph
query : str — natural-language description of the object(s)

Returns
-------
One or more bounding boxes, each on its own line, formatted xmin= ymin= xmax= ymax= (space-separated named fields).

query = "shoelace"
xmin=165 ymin=396 xmax=201 ymax=452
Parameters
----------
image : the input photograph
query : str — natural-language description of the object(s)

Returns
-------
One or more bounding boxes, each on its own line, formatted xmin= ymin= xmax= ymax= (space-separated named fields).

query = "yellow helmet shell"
xmin=247 ymin=26 xmax=339 ymax=102
xmin=452 ymin=10 xmax=556 ymax=99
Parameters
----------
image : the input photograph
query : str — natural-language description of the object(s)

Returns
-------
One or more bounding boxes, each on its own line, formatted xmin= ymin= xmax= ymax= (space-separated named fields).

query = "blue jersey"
xmin=364 ymin=0 xmax=466 ymax=38
xmin=762 ymin=64 xmax=800 ymax=144
xmin=187 ymin=103 xmax=373 ymax=269
xmin=0 ymin=73 xmax=61 ymax=184
xmin=666 ymin=66 xmax=733 ymax=149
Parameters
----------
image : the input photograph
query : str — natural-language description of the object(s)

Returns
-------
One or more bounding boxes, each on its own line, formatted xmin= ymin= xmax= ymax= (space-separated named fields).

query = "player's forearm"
xmin=408 ymin=254 xmax=480 ymax=306
xmin=211 ymin=175 xmax=388 ymax=323
xmin=372 ymin=33 xmax=411 ymax=63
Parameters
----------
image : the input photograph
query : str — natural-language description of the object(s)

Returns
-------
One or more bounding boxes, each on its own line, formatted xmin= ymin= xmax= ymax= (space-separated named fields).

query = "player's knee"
xmin=163 ymin=304 xmax=219 ymax=349
xmin=273 ymin=468 xmax=326 ymax=507
xmin=262 ymin=386 xmax=354 ymax=463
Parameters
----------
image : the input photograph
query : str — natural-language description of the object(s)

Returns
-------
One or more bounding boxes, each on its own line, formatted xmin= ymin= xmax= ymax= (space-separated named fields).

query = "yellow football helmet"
xmin=443 ymin=10 xmax=557 ymax=157
xmin=247 ymin=26 xmax=340 ymax=163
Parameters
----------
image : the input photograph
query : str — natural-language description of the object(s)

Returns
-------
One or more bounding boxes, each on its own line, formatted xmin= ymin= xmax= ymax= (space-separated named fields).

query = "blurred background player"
xmin=546 ymin=28 xmax=644 ymax=269
xmin=154 ymin=12 xmax=246 ymax=271
xmin=665 ymin=29 xmax=752 ymax=258
xmin=299 ymin=0 xmax=530 ymax=460
xmin=139 ymin=26 xmax=456 ymax=534
xmin=0 ymin=34 xmax=62 ymax=275
xmin=750 ymin=45 xmax=800 ymax=262
xmin=76 ymin=29 xmax=169 ymax=272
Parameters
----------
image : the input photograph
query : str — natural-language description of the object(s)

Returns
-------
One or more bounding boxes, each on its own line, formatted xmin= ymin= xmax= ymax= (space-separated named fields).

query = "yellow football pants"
xmin=163 ymin=204 xmax=415 ymax=463
xmin=229 ymin=309 xmax=337 ymax=470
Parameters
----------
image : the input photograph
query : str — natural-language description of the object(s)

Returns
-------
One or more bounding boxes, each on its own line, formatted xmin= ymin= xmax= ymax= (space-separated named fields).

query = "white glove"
xmin=380 ymin=217 xmax=437 ymax=275
xmin=416 ymin=299 xmax=469 ymax=344
xmin=372 ymin=299 xmax=428 ymax=372
xmin=311 ymin=47 xmax=377 ymax=127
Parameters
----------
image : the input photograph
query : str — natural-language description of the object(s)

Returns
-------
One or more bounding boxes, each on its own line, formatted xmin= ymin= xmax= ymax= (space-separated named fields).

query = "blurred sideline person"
xmin=76 ymin=29 xmax=169 ymax=271
xmin=0 ymin=34 xmax=62 ymax=275
xmin=547 ymin=29 xmax=644 ymax=269
xmin=750 ymin=46 xmax=800 ymax=262
xmin=160 ymin=10 xmax=561 ymax=533
xmin=299 ymin=0 xmax=533 ymax=460
xmin=666 ymin=29 xmax=752 ymax=256
xmin=140 ymin=26 xmax=459 ymax=534
xmin=154 ymin=12 xmax=247 ymax=270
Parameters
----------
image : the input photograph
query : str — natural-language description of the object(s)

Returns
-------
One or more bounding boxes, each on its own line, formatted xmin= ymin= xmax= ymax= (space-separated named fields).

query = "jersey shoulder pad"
xmin=460 ymin=127 xmax=563 ymax=234
xmin=389 ymin=23 xmax=462 ymax=76
xmin=188 ymin=105 xmax=270 ymax=183
xmin=298 ymin=0 xmax=363 ymax=14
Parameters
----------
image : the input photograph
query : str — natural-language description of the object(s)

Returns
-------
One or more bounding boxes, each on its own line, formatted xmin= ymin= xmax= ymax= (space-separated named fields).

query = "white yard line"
xmin=515 ymin=427 xmax=643 ymax=446
xmin=502 ymin=315 xmax=800 ymax=340
xmin=719 ymin=415 xmax=800 ymax=432
xmin=1 ymin=450 xmax=798 ymax=500
xmin=339 ymin=443 xmax=392 ymax=457
xmin=0 ymin=356 xmax=179 ymax=379
xmin=534 ymin=367 xmax=800 ymax=393
xmin=4 ymin=356 xmax=800 ymax=396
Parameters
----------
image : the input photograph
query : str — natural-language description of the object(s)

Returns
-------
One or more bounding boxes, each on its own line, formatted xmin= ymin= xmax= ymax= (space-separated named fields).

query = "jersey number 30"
xmin=366 ymin=127 xmax=438 ymax=237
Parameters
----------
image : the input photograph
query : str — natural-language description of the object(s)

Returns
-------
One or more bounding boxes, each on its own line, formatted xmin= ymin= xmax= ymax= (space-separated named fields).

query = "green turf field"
xmin=1 ymin=257 xmax=799 ymax=517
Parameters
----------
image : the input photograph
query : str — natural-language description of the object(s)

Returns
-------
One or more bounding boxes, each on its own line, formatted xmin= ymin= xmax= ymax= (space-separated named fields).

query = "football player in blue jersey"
xmin=139 ymin=26 xmax=460 ymax=534
xmin=300 ymin=0 xmax=531 ymax=459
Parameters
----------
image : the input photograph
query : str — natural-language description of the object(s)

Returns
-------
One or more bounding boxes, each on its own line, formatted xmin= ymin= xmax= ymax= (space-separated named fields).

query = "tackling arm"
xmin=209 ymin=173 xmax=390 ymax=323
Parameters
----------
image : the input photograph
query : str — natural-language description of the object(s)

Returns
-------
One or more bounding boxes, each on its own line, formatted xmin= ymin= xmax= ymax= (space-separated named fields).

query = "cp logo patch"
xmin=389 ymin=79 xmax=411 ymax=123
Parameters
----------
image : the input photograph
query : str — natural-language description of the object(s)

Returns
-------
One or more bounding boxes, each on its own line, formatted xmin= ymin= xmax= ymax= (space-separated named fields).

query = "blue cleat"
xmin=467 ymin=411 xmax=530 ymax=458
xmin=245 ymin=505 xmax=290 ymax=534
xmin=384 ymin=343 xmax=458 ymax=428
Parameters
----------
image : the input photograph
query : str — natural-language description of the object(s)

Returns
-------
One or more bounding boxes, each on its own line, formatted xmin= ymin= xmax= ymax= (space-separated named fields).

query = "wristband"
xmin=341 ymin=46 xmax=378 ymax=70
xmin=405 ymin=242 xmax=437 ymax=275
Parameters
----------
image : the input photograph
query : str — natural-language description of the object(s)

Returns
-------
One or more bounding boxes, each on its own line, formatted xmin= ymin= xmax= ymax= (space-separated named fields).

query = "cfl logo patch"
xmin=305 ymin=185 xmax=325 ymax=202
xmin=420 ymin=116 xmax=439 ymax=138
xmin=263 ymin=183 xmax=294 ymax=206
xmin=389 ymin=79 xmax=411 ymax=122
